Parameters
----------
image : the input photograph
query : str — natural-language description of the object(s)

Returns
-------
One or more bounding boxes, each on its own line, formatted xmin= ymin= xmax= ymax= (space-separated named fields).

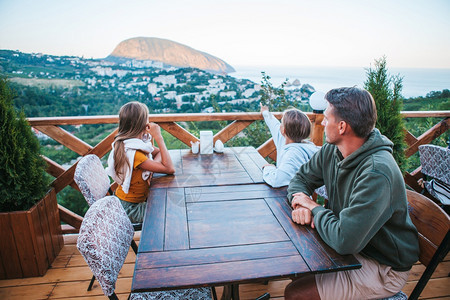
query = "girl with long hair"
xmin=106 ymin=101 xmax=174 ymax=223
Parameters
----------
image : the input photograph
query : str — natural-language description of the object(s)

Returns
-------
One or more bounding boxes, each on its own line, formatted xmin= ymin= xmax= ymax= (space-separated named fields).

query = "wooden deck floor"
xmin=1 ymin=233 xmax=449 ymax=300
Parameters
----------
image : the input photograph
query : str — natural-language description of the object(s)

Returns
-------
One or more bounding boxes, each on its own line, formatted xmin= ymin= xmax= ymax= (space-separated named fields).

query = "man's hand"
xmin=291 ymin=192 xmax=320 ymax=210
xmin=291 ymin=192 xmax=320 ymax=228
xmin=292 ymin=207 xmax=315 ymax=228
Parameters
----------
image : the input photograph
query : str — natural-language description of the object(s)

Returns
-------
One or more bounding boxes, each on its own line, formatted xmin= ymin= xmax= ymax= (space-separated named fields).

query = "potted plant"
xmin=0 ymin=77 xmax=63 ymax=279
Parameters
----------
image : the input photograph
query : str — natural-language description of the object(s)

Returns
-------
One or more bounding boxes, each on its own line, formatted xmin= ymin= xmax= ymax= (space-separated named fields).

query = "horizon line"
xmin=2 ymin=48 xmax=450 ymax=71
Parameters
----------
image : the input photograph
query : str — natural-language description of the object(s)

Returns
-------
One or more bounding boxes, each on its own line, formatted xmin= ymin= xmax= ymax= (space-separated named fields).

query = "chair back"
xmin=74 ymin=154 xmax=111 ymax=206
xmin=418 ymin=144 xmax=450 ymax=185
xmin=77 ymin=196 xmax=134 ymax=297
xmin=406 ymin=190 xmax=450 ymax=299
xmin=407 ymin=190 xmax=450 ymax=265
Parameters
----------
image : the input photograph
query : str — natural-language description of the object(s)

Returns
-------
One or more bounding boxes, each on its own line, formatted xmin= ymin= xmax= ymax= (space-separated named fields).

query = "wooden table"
xmin=131 ymin=147 xmax=361 ymax=299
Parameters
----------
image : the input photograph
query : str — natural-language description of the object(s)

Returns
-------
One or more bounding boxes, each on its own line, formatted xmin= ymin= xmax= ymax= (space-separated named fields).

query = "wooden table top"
xmin=149 ymin=147 xmax=267 ymax=188
xmin=132 ymin=147 xmax=361 ymax=294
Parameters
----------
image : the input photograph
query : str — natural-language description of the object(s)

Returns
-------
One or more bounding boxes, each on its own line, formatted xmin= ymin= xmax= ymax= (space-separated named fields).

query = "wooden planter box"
xmin=0 ymin=188 xmax=64 ymax=279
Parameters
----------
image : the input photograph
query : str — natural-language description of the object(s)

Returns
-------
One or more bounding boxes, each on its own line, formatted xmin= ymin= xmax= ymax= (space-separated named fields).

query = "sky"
xmin=0 ymin=0 xmax=449 ymax=69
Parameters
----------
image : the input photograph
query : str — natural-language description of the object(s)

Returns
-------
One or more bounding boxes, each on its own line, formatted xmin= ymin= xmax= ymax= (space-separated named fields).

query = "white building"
xmin=220 ymin=91 xmax=237 ymax=98
xmin=208 ymin=79 xmax=223 ymax=85
xmin=163 ymin=91 xmax=177 ymax=100
xmin=153 ymin=75 xmax=177 ymax=86
xmin=126 ymin=81 xmax=148 ymax=89
xmin=175 ymin=93 xmax=199 ymax=107
xmin=147 ymin=83 xmax=158 ymax=96
xmin=90 ymin=66 xmax=130 ymax=77
xmin=243 ymin=88 xmax=257 ymax=98
xmin=207 ymin=86 xmax=223 ymax=94
xmin=86 ymin=78 xmax=97 ymax=86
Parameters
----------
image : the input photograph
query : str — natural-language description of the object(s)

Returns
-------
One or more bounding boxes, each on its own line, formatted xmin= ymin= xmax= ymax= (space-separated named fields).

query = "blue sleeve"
xmin=263 ymin=147 xmax=309 ymax=188
xmin=262 ymin=110 xmax=285 ymax=149
xmin=263 ymin=165 xmax=292 ymax=188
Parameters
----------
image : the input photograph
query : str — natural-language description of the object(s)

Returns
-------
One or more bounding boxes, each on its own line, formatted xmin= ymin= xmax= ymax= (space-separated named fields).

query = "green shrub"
xmin=0 ymin=77 xmax=49 ymax=212
xmin=364 ymin=57 xmax=407 ymax=172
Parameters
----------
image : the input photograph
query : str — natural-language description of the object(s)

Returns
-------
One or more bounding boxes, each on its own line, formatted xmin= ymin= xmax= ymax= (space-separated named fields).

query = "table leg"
xmin=221 ymin=285 xmax=232 ymax=300
xmin=232 ymin=284 xmax=240 ymax=300
xmin=221 ymin=284 xmax=240 ymax=300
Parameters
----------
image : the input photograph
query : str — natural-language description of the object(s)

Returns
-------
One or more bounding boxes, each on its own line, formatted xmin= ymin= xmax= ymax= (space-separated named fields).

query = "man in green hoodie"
xmin=284 ymin=87 xmax=419 ymax=300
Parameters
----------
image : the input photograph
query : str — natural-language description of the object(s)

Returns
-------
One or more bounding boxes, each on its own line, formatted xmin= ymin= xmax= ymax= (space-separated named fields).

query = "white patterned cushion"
xmin=74 ymin=154 xmax=111 ymax=206
xmin=380 ymin=291 xmax=408 ymax=300
xmin=419 ymin=144 xmax=450 ymax=185
xmin=77 ymin=196 xmax=134 ymax=297
xmin=425 ymin=179 xmax=450 ymax=205
xmin=130 ymin=287 xmax=212 ymax=300
xmin=315 ymin=185 xmax=328 ymax=199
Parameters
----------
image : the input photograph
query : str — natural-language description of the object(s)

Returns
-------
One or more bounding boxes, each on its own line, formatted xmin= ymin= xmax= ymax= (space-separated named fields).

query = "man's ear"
xmin=338 ymin=120 xmax=347 ymax=135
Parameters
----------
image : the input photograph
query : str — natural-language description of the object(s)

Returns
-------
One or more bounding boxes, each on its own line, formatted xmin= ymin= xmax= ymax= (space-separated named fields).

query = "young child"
xmin=106 ymin=101 xmax=175 ymax=223
xmin=261 ymin=104 xmax=319 ymax=188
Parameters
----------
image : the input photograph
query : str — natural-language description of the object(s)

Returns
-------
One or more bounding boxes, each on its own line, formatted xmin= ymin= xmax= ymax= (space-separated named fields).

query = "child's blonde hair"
xmin=113 ymin=101 xmax=149 ymax=184
xmin=282 ymin=108 xmax=312 ymax=143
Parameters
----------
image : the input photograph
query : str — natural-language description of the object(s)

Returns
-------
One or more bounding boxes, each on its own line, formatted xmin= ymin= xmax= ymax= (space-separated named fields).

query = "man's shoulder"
xmin=358 ymin=149 xmax=401 ymax=181
xmin=318 ymin=143 xmax=336 ymax=155
xmin=369 ymin=148 xmax=397 ymax=167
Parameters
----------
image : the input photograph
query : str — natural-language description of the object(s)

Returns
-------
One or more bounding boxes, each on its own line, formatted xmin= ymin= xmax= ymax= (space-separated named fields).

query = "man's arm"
xmin=287 ymin=147 xmax=324 ymax=203
xmin=312 ymin=171 xmax=393 ymax=255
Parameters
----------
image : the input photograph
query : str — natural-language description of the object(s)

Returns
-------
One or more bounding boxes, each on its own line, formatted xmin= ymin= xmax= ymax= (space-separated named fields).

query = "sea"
xmin=230 ymin=66 xmax=450 ymax=99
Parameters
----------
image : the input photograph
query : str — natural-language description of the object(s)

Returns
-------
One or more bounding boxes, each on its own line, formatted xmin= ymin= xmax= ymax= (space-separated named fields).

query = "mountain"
xmin=106 ymin=37 xmax=235 ymax=74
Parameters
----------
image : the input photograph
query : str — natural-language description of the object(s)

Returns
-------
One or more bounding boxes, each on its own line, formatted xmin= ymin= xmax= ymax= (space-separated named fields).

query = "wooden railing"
xmin=28 ymin=111 xmax=449 ymax=233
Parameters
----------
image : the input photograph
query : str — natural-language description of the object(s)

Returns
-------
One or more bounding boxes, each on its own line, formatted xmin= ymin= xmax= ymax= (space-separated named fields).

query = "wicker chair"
xmin=74 ymin=153 xmax=142 ymax=232
xmin=77 ymin=196 xmax=212 ymax=300
xmin=418 ymin=144 xmax=450 ymax=210
xmin=74 ymin=154 xmax=139 ymax=290
xmin=74 ymin=154 xmax=112 ymax=207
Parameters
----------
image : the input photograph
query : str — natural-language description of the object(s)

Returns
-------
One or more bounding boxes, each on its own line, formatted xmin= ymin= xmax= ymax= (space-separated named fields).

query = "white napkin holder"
xmin=191 ymin=141 xmax=199 ymax=154
xmin=200 ymin=131 xmax=213 ymax=154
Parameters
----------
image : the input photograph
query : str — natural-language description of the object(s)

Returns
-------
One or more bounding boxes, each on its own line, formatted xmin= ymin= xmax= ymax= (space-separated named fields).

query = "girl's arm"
xmin=151 ymin=147 xmax=162 ymax=163
xmin=151 ymin=146 xmax=160 ymax=158
xmin=152 ymin=151 xmax=162 ymax=163
xmin=139 ymin=123 xmax=175 ymax=174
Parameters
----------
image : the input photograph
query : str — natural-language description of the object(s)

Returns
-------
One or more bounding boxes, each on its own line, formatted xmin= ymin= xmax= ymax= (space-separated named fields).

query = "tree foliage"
xmin=0 ymin=77 xmax=49 ymax=212
xmin=364 ymin=57 xmax=407 ymax=171
xmin=259 ymin=72 xmax=291 ymax=111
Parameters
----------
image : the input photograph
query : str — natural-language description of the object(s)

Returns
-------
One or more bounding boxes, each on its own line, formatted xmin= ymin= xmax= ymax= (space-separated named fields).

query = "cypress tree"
xmin=0 ymin=77 xmax=49 ymax=212
xmin=364 ymin=57 xmax=407 ymax=171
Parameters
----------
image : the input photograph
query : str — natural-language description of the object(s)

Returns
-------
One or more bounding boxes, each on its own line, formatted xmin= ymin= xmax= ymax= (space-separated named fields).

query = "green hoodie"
xmin=287 ymin=129 xmax=419 ymax=271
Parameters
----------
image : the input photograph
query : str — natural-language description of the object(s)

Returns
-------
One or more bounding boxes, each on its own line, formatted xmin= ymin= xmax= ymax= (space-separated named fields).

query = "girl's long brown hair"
xmin=113 ymin=101 xmax=149 ymax=184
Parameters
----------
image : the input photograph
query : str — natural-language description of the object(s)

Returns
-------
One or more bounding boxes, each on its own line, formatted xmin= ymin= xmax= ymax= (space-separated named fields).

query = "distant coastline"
xmin=230 ymin=66 xmax=450 ymax=98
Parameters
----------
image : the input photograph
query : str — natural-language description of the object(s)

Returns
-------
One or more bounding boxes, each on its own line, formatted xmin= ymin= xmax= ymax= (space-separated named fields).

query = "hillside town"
xmin=0 ymin=50 xmax=315 ymax=114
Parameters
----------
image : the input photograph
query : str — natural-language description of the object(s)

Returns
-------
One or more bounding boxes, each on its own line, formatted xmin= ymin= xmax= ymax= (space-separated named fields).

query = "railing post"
xmin=311 ymin=113 xmax=325 ymax=146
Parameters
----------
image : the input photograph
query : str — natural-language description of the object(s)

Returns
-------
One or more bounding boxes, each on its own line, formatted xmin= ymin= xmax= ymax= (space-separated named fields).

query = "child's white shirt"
xmin=106 ymin=138 xmax=154 ymax=194
xmin=262 ymin=110 xmax=319 ymax=188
